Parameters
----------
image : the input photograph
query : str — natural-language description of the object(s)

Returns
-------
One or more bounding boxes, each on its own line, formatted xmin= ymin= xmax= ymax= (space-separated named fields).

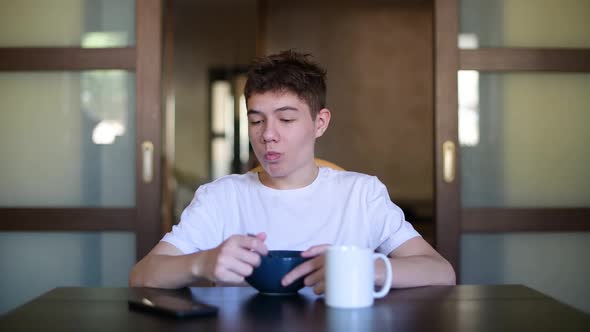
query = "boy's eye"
xmin=249 ymin=119 xmax=263 ymax=125
xmin=280 ymin=119 xmax=294 ymax=123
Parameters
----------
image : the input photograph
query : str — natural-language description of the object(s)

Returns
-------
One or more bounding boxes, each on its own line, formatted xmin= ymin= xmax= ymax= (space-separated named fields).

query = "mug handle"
xmin=372 ymin=253 xmax=392 ymax=299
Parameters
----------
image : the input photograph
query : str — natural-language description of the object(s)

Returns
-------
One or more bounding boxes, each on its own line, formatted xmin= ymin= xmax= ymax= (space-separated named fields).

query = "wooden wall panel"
xmin=265 ymin=0 xmax=434 ymax=215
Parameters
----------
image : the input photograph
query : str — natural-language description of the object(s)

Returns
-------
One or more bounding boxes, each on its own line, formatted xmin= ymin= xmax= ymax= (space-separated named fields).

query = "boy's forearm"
xmin=129 ymin=251 xmax=208 ymax=289
xmin=375 ymin=255 xmax=456 ymax=289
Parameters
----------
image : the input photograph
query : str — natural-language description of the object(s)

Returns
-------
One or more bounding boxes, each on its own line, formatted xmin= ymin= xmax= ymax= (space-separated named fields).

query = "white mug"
xmin=325 ymin=245 xmax=392 ymax=308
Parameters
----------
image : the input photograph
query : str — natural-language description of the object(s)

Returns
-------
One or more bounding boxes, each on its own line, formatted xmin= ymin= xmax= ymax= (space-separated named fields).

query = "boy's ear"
xmin=315 ymin=108 xmax=331 ymax=138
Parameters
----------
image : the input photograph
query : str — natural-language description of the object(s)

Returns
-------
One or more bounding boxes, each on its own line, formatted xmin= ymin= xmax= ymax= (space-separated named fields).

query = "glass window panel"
xmin=459 ymin=72 xmax=590 ymax=207
xmin=0 ymin=0 xmax=135 ymax=47
xmin=211 ymin=137 xmax=232 ymax=180
xmin=0 ymin=71 xmax=135 ymax=207
xmin=211 ymin=81 xmax=232 ymax=134
xmin=235 ymin=74 xmax=250 ymax=167
xmin=461 ymin=233 xmax=590 ymax=313
xmin=0 ymin=231 xmax=135 ymax=314
xmin=460 ymin=0 xmax=590 ymax=48
xmin=210 ymin=80 xmax=235 ymax=178
xmin=239 ymin=95 xmax=250 ymax=165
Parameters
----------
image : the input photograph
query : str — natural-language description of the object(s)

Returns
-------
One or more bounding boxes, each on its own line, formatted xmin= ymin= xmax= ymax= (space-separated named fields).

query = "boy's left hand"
xmin=281 ymin=244 xmax=331 ymax=295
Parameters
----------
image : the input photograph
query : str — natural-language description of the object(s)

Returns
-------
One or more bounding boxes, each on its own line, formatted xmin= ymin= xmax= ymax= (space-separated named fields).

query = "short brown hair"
xmin=244 ymin=50 xmax=327 ymax=119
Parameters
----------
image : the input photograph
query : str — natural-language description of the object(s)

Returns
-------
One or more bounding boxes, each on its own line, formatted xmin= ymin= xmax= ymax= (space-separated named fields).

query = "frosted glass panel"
xmin=461 ymin=233 xmax=590 ymax=313
xmin=460 ymin=0 xmax=590 ymax=48
xmin=0 ymin=232 xmax=135 ymax=315
xmin=0 ymin=71 xmax=135 ymax=207
xmin=459 ymin=73 xmax=590 ymax=207
xmin=0 ymin=0 xmax=135 ymax=47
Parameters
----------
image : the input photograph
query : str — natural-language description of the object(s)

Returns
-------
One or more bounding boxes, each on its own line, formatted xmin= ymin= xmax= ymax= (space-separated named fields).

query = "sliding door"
xmin=0 ymin=0 xmax=162 ymax=313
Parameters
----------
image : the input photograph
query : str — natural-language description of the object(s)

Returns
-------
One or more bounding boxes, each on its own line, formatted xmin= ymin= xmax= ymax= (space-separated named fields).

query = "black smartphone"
xmin=128 ymin=294 xmax=218 ymax=318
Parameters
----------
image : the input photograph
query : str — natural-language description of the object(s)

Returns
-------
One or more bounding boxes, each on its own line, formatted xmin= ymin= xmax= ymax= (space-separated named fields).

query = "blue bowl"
xmin=246 ymin=250 xmax=309 ymax=295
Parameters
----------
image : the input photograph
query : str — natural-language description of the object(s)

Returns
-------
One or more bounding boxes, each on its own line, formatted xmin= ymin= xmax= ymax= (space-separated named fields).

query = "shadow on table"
xmin=243 ymin=293 xmax=310 ymax=322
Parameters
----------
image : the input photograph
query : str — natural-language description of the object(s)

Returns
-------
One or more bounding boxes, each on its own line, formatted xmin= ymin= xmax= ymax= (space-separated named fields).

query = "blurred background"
xmin=167 ymin=0 xmax=435 ymax=242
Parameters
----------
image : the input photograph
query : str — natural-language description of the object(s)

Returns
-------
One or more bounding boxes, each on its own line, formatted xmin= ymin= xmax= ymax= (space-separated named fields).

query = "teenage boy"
xmin=130 ymin=50 xmax=455 ymax=293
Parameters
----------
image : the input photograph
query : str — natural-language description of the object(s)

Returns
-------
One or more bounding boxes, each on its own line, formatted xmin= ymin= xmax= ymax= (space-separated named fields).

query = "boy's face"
xmin=247 ymin=90 xmax=329 ymax=179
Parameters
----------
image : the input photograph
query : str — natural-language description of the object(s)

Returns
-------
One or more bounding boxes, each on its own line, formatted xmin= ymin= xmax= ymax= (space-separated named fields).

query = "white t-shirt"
xmin=162 ymin=167 xmax=420 ymax=255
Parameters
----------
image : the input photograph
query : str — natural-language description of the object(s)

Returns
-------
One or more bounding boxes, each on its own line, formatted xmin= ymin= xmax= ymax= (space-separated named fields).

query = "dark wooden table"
xmin=1 ymin=285 xmax=589 ymax=331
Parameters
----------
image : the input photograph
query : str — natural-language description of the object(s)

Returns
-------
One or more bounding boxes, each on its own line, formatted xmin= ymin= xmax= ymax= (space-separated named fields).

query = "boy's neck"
xmin=258 ymin=162 xmax=319 ymax=190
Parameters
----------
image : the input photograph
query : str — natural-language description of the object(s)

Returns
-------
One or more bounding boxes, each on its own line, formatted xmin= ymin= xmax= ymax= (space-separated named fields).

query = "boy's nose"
xmin=262 ymin=124 xmax=278 ymax=142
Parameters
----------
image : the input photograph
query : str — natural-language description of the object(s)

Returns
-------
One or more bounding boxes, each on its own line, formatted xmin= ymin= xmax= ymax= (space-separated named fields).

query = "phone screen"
xmin=129 ymin=294 xmax=218 ymax=318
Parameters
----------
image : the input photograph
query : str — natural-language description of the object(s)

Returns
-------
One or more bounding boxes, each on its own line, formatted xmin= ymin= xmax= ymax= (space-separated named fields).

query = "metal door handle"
xmin=142 ymin=141 xmax=154 ymax=183
xmin=443 ymin=140 xmax=455 ymax=183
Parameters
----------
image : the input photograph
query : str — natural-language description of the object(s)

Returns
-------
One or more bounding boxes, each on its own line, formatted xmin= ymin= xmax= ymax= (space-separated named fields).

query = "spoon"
xmin=247 ymin=233 xmax=271 ymax=257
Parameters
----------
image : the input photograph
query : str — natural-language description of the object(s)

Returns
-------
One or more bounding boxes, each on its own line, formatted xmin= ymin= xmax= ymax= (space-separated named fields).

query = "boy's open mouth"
xmin=264 ymin=152 xmax=281 ymax=162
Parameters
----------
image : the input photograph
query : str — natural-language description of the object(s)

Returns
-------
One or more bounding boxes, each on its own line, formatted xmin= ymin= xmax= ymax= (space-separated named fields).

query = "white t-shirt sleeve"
xmin=367 ymin=176 xmax=421 ymax=254
xmin=161 ymin=184 xmax=223 ymax=254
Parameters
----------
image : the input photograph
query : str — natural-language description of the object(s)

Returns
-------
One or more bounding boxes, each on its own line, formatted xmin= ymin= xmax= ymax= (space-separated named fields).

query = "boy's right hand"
xmin=195 ymin=232 xmax=268 ymax=284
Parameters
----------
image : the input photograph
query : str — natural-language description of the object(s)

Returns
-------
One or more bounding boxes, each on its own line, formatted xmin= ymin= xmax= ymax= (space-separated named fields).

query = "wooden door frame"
xmin=136 ymin=0 xmax=163 ymax=260
xmin=433 ymin=0 xmax=461 ymax=275
xmin=0 ymin=0 xmax=163 ymax=261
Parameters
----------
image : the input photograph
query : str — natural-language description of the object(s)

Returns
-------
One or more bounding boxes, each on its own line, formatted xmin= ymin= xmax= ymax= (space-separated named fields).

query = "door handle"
xmin=443 ymin=140 xmax=455 ymax=183
xmin=142 ymin=141 xmax=154 ymax=183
